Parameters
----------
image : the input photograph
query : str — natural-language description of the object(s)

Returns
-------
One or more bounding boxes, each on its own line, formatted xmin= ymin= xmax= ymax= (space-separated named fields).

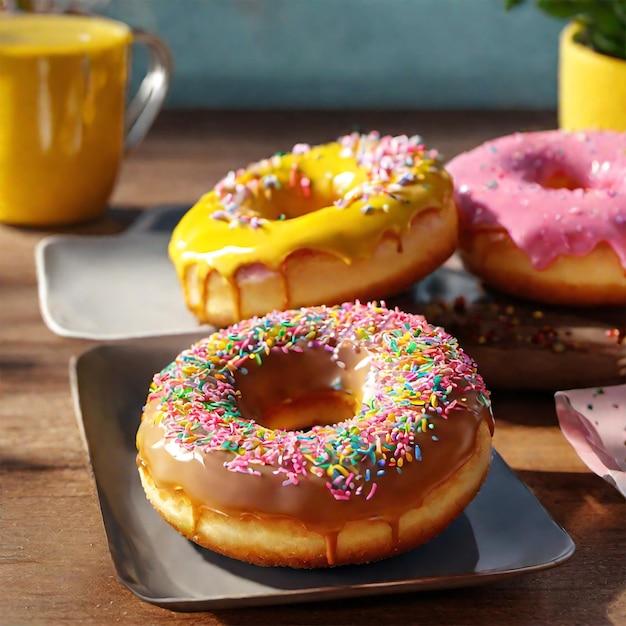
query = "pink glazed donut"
xmin=446 ymin=130 xmax=626 ymax=306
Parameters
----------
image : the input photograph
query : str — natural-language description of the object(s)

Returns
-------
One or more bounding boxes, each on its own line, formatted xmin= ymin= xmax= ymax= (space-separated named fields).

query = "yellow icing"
xmin=169 ymin=135 xmax=453 ymax=285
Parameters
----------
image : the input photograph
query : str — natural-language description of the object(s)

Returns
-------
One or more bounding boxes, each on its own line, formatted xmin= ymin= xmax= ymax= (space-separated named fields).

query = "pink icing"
xmin=446 ymin=130 xmax=626 ymax=270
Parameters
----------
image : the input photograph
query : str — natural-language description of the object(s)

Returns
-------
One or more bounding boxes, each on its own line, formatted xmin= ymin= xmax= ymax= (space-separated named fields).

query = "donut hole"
xmin=233 ymin=344 xmax=372 ymax=431
xmin=513 ymin=155 xmax=587 ymax=190
xmin=242 ymin=189 xmax=329 ymax=221
xmin=537 ymin=169 xmax=585 ymax=191
xmin=244 ymin=162 xmax=368 ymax=220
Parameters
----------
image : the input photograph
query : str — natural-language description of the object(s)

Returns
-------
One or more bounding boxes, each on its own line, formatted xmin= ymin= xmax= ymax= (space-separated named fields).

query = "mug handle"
xmin=124 ymin=29 xmax=173 ymax=153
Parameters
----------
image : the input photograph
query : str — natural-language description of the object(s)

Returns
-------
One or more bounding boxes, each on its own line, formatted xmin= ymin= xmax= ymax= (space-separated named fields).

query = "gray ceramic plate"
xmin=36 ymin=206 xmax=212 ymax=340
xmin=71 ymin=335 xmax=575 ymax=612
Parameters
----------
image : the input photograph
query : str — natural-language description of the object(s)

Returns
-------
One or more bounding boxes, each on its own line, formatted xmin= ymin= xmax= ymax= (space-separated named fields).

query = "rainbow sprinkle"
xmin=147 ymin=302 xmax=490 ymax=501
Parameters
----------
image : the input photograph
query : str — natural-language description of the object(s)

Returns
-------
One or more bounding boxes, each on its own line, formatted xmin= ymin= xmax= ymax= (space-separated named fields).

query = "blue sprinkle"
xmin=377 ymin=469 xmax=386 ymax=476
xmin=432 ymin=435 xmax=439 ymax=441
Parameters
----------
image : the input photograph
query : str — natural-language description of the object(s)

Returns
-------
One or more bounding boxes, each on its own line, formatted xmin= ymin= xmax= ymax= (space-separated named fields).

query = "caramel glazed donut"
xmin=136 ymin=302 xmax=494 ymax=568
xmin=169 ymin=132 xmax=458 ymax=326
xmin=446 ymin=129 xmax=626 ymax=307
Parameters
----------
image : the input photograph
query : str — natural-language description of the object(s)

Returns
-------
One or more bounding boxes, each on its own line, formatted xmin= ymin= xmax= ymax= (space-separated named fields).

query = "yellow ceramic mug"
xmin=0 ymin=14 xmax=172 ymax=226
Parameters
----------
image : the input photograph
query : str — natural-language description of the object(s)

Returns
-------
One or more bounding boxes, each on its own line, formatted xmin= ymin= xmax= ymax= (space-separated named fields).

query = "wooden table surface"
xmin=1 ymin=110 xmax=624 ymax=625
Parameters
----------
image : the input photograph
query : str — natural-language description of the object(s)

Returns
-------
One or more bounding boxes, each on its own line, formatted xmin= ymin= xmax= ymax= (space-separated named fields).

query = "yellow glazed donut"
xmin=136 ymin=302 xmax=494 ymax=568
xmin=169 ymin=132 xmax=457 ymax=326
xmin=446 ymin=130 xmax=626 ymax=306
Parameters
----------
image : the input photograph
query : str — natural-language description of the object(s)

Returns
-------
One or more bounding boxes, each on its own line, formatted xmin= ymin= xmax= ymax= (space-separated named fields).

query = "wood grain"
xmin=1 ymin=110 xmax=624 ymax=625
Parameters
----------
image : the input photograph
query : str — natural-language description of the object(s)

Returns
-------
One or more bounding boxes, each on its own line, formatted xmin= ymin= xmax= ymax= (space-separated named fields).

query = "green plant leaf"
xmin=506 ymin=0 xmax=626 ymax=59
xmin=536 ymin=0 xmax=591 ymax=20
xmin=505 ymin=0 xmax=527 ymax=9
xmin=588 ymin=28 xmax=626 ymax=59
xmin=587 ymin=3 xmax=626 ymax=34
xmin=612 ymin=0 xmax=626 ymax=25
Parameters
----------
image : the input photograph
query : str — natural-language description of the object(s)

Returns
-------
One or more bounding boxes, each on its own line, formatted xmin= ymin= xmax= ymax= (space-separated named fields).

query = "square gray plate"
xmin=71 ymin=335 xmax=575 ymax=612
xmin=36 ymin=206 xmax=213 ymax=340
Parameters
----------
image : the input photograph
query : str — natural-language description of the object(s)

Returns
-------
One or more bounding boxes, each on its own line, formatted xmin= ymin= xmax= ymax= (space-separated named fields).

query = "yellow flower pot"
xmin=558 ymin=21 xmax=626 ymax=132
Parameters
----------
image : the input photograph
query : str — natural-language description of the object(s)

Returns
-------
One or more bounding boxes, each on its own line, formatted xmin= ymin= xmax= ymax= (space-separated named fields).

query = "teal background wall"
xmin=100 ymin=0 xmax=567 ymax=110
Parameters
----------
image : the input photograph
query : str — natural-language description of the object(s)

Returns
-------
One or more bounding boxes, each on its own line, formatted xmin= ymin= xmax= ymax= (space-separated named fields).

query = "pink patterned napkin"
xmin=555 ymin=385 xmax=626 ymax=497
